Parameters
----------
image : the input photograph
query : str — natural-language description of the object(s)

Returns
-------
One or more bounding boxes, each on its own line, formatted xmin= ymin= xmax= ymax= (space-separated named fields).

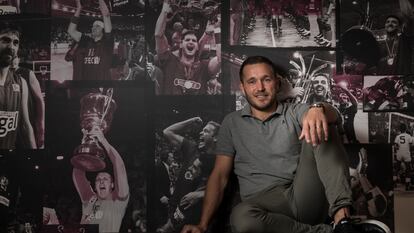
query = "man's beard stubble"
xmin=244 ymin=92 xmax=277 ymax=112
xmin=0 ymin=48 xmax=14 ymax=68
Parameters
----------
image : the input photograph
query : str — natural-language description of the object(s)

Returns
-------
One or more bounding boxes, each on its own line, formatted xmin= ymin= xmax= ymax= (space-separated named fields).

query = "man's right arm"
xmin=181 ymin=155 xmax=234 ymax=233
xmin=67 ymin=0 xmax=82 ymax=42
xmin=72 ymin=168 xmax=95 ymax=203
xmin=154 ymin=0 xmax=172 ymax=54
xmin=163 ymin=117 xmax=202 ymax=147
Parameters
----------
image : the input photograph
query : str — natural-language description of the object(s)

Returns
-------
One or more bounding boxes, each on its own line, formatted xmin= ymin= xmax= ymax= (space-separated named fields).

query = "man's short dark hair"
xmin=385 ymin=14 xmax=401 ymax=25
xmin=400 ymin=123 xmax=407 ymax=133
xmin=239 ymin=55 xmax=286 ymax=82
xmin=0 ymin=21 xmax=21 ymax=38
xmin=206 ymin=121 xmax=220 ymax=137
xmin=181 ymin=30 xmax=198 ymax=41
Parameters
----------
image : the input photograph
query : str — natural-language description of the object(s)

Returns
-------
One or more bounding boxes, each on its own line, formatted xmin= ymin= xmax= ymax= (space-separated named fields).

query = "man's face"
xmin=0 ymin=32 xmax=19 ymax=68
xmin=339 ymin=92 xmax=351 ymax=106
xmin=181 ymin=34 xmax=198 ymax=57
xmin=312 ymin=75 xmax=329 ymax=97
xmin=111 ymin=63 xmax=130 ymax=80
xmin=95 ymin=172 xmax=113 ymax=199
xmin=198 ymin=123 xmax=216 ymax=149
xmin=240 ymin=63 xmax=279 ymax=112
xmin=91 ymin=24 xmax=104 ymax=39
xmin=385 ymin=17 xmax=400 ymax=34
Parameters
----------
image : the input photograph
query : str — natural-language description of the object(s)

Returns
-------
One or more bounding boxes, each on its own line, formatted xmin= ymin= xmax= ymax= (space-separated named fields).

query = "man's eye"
xmin=0 ymin=37 xmax=11 ymax=43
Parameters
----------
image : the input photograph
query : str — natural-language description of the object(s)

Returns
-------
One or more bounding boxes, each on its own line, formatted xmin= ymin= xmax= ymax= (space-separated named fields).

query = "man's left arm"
xmin=96 ymin=132 xmax=129 ymax=199
xmin=28 ymin=71 xmax=45 ymax=148
xmin=299 ymin=102 xmax=338 ymax=146
xmin=99 ymin=0 xmax=112 ymax=33
xmin=20 ymin=78 xmax=37 ymax=149
xmin=206 ymin=20 xmax=221 ymax=77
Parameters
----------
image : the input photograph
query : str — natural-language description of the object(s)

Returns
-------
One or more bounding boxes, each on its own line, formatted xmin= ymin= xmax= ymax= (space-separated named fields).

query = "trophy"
xmin=71 ymin=89 xmax=117 ymax=172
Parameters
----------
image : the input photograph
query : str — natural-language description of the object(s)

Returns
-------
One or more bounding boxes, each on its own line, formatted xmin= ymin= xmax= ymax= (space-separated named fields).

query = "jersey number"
xmin=400 ymin=136 xmax=406 ymax=144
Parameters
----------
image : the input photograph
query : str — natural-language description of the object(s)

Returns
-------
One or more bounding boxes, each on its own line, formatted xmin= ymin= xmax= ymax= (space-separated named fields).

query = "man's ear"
xmin=239 ymin=82 xmax=245 ymax=96
xmin=111 ymin=182 xmax=114 ymax=189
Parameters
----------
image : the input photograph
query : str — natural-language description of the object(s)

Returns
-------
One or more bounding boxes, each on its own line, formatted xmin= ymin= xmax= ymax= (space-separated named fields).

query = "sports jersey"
xmin=74 ymin=33 xmax=114 ymax=80
xmin=0 ymin=70 xmax=22 ymax=149
xmin=157 ymin=51 xmax=211 ymax=95
xmin=14 ymin=67 xmax=35 ymax=127
xmin=394 ymin=132 xmax=413 ymax=162
xmin=0 ymin=0 xmax=17 ymax=14
xmin=81 ymin=195 xmax=129 ymax=233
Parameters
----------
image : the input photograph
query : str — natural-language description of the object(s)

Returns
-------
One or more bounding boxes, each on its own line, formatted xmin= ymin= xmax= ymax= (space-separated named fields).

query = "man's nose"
xmin=257 ymin=81 xmax=265 ymax=90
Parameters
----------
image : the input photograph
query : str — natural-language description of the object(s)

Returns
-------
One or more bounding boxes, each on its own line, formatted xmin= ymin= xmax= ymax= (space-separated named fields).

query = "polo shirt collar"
xmin=241 ymin=102 xmax=284 ymax=120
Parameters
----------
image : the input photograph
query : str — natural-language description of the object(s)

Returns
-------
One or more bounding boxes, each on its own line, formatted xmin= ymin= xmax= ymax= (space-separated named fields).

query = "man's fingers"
xmin=299 ymin=121 xmax=308 ymax=141
xmin=316 ymin=121 xmax=324 ymax=144
xmin=323 ymin=120 xmax=329 ymax=141
xmin=303 ymin=123 xmax=311 ymax=143
xmin=309 ymin=122 xmax=318 ymax=146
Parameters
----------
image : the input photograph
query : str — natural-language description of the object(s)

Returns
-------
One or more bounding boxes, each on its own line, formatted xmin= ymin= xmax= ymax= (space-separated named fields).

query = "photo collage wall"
xmin=0 ymin=0 xmax=413 ymax=232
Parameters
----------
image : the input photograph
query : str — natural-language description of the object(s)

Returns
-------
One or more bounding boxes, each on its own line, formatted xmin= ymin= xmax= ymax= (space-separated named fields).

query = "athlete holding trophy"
xmin=71 ymin=88 xmax=129 ymax=233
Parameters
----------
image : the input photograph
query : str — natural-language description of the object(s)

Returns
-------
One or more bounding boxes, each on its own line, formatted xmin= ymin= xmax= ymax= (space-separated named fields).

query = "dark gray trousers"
xmin=230 ymin=127 xmax=353 ymax=233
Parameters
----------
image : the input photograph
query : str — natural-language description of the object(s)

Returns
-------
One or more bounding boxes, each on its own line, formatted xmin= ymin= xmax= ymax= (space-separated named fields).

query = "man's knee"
xmin=314 ymin=126 xmax=347 ymax=158
xmin=230 ymin=203 xmax=265 ymax=233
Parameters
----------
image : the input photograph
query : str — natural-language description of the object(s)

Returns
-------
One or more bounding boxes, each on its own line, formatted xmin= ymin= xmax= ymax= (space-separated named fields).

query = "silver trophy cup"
xmin=71 ymin=91 xmax=116 ymax=171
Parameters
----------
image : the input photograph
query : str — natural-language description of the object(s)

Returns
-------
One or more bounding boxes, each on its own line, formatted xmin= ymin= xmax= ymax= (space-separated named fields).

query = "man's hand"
xmin=160 ymin=195 xmax=169 ymax=205
xmin=180 ymin=191 xmax=204 ymax=210
xmin=299 ymin=107 xmax=328 ymax=146
xmin=291 ymin=87 xmax=305 ymax=97
xmin=207 ymin=77 xmax=222 ymax=95
xmin=190 ymin=117 xmax=203 ymax=125
xmin=162 ymin=0 xmax=173 ymax=13
xmin=181 ymin=224 xmax=206 ymax=233
xmin=88 ymin=127 xmax=110 ymax=149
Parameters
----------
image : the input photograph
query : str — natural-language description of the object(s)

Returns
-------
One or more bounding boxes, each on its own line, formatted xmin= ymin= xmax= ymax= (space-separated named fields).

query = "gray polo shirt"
xmin=216 ymin=102 xmax=309 ymax=200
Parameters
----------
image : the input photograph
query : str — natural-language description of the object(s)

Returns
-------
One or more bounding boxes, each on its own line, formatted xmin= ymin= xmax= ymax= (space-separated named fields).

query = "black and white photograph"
xmin=387 ymin=112 xmax=414 ymax=193
xmin=345 ymin=144 xmax=394 ymax=232
xmin=0 ymin=17 xmax=49 ymax=150
xmin=368 ymin=112 xmax=390 ymax=144
xmin=223 ymin=49 xmax=336 ymax=108
xmin=229 ymin=0 xmax=336 ymax=47
xmin=44 ymin=81 xmax=153 ymax=233
xmin=147 ymin=0 xmax=222 ymax=95
xmin=340 ymin=0 xmax=414 ymax=75
xmin=0 ymin=152 xmax=45 ymax=233
xmin=0 ymin=0 xmax=50 ymax=15
xmin=151 ymin=96 xmax=235 ymax=233
xmin=332 ymin=74 xmax=366 ymax=144
xmin=51 ymin=0 xmax=146 ymax=81
xmin=362 ymin=75 xmax=407 ymax=112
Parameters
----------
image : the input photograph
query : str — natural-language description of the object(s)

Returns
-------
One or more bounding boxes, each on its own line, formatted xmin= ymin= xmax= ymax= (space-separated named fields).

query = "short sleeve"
xmin=215 ymin=114 xmax=236 ymax=156
xmin=104 ymin=33 xmax=114 ymax=48
xmin=290 ymin=103 xmax=310 ymax=127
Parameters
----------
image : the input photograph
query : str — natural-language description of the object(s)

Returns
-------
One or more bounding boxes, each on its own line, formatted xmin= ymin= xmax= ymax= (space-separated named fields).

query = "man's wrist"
xmin=309 ymin=103 xmax=325 ymax=113
xmin=198 ymin=223 xmax=207 ymax=232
